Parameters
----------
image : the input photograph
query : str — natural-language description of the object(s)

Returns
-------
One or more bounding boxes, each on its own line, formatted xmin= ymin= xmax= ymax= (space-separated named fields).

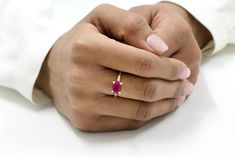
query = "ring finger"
xmin=97 ymin=68 xmax=194 ymax=102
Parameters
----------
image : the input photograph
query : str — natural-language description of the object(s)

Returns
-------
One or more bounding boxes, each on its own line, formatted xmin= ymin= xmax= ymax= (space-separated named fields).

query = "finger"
xmin=94 ymin=96 xmax=185 ymax=121
xmin=171 ymin=35 xmax=202 ymax=84
xmin=88 ymin=4 xmax=168 ymax=53
xmin=76 ymin=116 xmax=145 ymax=132
xmin=130 ymin=5 xmax=186 ymax=57
xmin=78 ymin=33 xmax=191 ymax=80
xmin=150 ymin=12 xmax=201 ymax=84
xmin=129 ymin=5 xmax=154 ymax=23
xmin=66 ymin=94 xmax=144 ymax=132
xmin=130 ymin=5 xmax=200 ymax=83
xmin=97 ymin=69 xmax=194 ymax=102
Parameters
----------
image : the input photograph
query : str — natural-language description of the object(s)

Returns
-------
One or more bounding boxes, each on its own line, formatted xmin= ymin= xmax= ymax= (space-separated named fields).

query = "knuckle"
xmin=128 ymin=120 xmax=145 ymax=130
xmin=77 ymin=122 xmax=93 ymax=132
xmin=66 ymin=83 xmax=90 ymax=112
xmin=69 ymin=96 xmax=86 ymax=112
xmin=169 ymin=99 xmax=179 ymax=110
xmin=70 ymin=114 xmax=83 ymax=129
xmin=71 ymin=39 xmax=90 ymax=60
xmin=94 ymin=3 xmax=112 ymax=11
xmin=66 ymin=71 xmax=78 ymax=85
xmin=162 ymin=104 xmax=174 ymax=115
xmin=136 ymin=102 xmax=152 ymax=121
xmin=141 ymin=80 xmax=158 ymax=102
xmin=181 ymin=24 xmax=193 ymax=36
xmin=169 ymin=62 xmax=181 ymax=80
xmin=70 ymin=115 xmax=94 ymax=132
xmin=72 ymin=39 xmax=89 ymax=54
xmin=166 ymin=99 xmax=178 ymax=112
xmin=157 ymin=101 xmax=175 ymax=117
xmin=168 ymin=23 xmax=192 ymax=45
xmin=66 ymin=73 xmax=84 ymax=92
xmin=174 ymin=81 xmax=185 ymax=97
xmin=122 ymin=14 xmax=146 ymax=35
xmin=66 ymin=66 xmax=89 ymax=88
xmin=134 ymin=56 xmax=153 ymax=77
xmin=179 ymin=24 xmax=193 ymax=41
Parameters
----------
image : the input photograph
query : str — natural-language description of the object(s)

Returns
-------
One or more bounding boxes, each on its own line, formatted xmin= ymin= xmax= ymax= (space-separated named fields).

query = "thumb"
xmin=87 ymin=4 xmax=168 ymax=54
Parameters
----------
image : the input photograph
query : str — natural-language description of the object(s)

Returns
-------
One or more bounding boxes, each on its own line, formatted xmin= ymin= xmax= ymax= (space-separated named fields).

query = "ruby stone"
xmin=112 ymin=81 xmax=122 ymax=95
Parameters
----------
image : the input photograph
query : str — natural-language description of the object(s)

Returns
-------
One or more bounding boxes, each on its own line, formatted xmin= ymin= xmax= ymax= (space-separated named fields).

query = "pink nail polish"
xmin=146 ymin=34 xmax=168 ymax=53
xmin=180 ymin=68 xmax=191 ymax=79
xmin=184 ymin=82 xmax=194 ymax=95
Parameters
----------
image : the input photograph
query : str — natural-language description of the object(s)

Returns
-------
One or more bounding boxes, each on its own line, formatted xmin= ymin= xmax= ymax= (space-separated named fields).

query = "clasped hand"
xmin=36 ymin=3 xmax=211 ymax=132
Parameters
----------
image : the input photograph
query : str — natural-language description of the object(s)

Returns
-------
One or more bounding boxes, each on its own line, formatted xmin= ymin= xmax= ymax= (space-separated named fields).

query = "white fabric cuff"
xmin=13 ymin=26 xmax=63 ymax=105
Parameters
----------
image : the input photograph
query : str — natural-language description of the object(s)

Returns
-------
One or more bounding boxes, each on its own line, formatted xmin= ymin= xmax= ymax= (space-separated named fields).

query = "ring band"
xmin=112 ymin=72 xmax=123 ymax=97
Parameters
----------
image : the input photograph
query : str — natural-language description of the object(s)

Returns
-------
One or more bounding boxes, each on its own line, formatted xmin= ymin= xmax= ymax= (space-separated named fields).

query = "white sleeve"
xmin=163 ymin=0 xmax=235 ymax=55
xmin=0 ymin=0 xmax=65 ymax=104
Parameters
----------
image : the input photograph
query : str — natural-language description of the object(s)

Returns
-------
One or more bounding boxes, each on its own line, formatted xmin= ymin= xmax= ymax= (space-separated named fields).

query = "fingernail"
xmin=146 ymin=34 xmax=168 ymax=54
xmin=183 ymin=82 xmax=194 ymax=95
xmin=177 ymin=96 xmax=186 ymax=106
xmin=180 ymin=67 xmax=191 ymax=79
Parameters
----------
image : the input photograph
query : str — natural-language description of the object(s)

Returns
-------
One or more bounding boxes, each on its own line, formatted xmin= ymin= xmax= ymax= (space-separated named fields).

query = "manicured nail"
xmin=146 ymin=34 xmax=168 ymax=53
xmin=177 ymin=96 xmax=186 ymax=106
xmin=180 ymin=67 xmax=191 ymax=79
xmin=183 ymin=82 xmax=194 ymax=95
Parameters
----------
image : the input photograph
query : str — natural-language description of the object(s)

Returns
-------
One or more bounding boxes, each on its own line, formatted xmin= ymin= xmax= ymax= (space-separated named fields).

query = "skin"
xmin=130 ymin=2 xmax=212 ymax=84
xmin=35 ymin=3 xmax=212 ymax=132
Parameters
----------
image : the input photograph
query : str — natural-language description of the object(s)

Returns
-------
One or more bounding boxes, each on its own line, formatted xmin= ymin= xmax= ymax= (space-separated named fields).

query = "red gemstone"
xmin=112 ymin=81 xmax=123 ymax=95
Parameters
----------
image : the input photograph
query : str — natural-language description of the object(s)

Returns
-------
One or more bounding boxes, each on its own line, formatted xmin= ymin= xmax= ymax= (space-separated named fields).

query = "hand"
xmin=130 ymin=2 xmax=212 ymax=84
xmin=36 ymin=4 xmax=193 ymax=132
